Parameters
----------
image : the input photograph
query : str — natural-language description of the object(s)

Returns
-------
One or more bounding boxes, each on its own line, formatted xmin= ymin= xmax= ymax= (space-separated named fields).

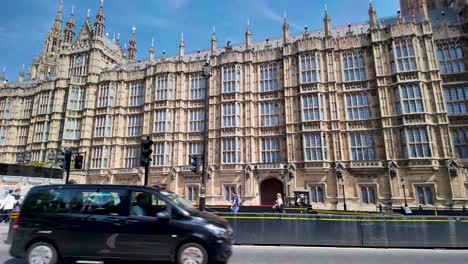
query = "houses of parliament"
xmin=0 ymin=0 xmax=467 ymax=210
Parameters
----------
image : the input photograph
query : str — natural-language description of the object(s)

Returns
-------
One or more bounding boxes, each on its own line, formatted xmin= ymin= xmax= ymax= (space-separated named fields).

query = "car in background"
xmin=10 ymin=184 xmax=233 ymax=264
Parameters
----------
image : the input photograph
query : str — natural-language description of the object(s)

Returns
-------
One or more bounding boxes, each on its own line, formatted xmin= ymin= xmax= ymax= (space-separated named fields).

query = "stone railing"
xmin=349 ymin=161 xmax=385 ymax=169
xmin=149 ymin=167 xmax=171 ymax=173
xmin=407 ymin=159 xmax=437 ymax=167
xmin=220 ymin=164 xmax=244 ymax=171
xmin=180 ymin=165 xmax=195 ymax=172
xmin=304 ymin=162 xmax=332 ymax=169
xmin=111 ymin=168 xmax=140 ymax=175
xmin=88 ymin=169 xmax=108 ymax=175
xmin=256 ymin=163 xmax=284 ymax=170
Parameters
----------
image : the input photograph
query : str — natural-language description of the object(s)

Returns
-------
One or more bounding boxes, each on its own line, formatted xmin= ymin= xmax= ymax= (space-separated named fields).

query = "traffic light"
xmin=140 ymin=137 xmax=153 ymax=167
xmin=190 ymin=155 xmax=202 ymax=174
xmin=58 ymin=151 xmax=71 ymax=171
xmin=190 ymin=155 xmax=199 ymax=174
xmin=74 ymin=154 xmax=83 ymax=170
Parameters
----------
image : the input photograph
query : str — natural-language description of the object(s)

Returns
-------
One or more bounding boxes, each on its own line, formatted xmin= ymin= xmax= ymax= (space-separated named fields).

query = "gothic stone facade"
xmin=0 ymin=0 xmax=467 ymax=210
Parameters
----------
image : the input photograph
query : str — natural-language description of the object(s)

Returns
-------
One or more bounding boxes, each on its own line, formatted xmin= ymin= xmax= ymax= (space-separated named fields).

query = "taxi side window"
xmin=71 ymin=189 xmax=128 ymax=216
xmin=130 ymin=191 xmax=167 ymax=217
xmin=22 ymin=189 xmax=74 ymax=214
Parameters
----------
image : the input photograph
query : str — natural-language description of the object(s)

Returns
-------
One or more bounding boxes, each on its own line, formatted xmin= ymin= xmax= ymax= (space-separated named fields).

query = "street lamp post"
xmin=199 ymin=61 xmax=212 ymax=211
xmin=339 ymin=177 xmax=347 ymax=211
xmin=401 ymin=178 xmax=408 ymax=207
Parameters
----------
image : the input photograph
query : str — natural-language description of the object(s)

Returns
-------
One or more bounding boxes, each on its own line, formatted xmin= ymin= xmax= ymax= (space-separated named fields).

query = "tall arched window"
xmin=438 ymin=44 xmax=465 ymax=74
xmin=361 ymin=187 xmax=368 ymax=203
xmin=317 ymin=187 xmax=324 ymax=203
xmin=311 ymin=186 xmax=325 ymax=203
xmin=361 ymin=186 xmax=377 ymax=204
xmin=424 ymin=188 xmax=433 ymax=205
xmin=416 ymin=187 xmax=433 ymax=205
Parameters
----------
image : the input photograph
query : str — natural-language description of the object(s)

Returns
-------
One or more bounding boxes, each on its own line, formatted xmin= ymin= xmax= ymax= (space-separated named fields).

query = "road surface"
xmin=0 ymin=225 xmax=467 ymax=264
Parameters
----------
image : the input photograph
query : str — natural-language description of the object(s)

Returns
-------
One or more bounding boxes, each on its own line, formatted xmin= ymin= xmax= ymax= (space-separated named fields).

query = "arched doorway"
xmin=260 ymin=178 xmax=284 ymax=205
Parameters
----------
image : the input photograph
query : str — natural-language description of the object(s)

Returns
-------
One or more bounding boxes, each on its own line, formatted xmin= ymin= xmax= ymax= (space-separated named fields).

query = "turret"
xmin=324 ymin=6 xmax=332 ymax=37
xmin=128 ymin=26 xmax=137 ymax=61
xmin=368 ymin=0 xmax=378 ymax=29
xmin=245 ymin=20 xmax=252 ymax=50
xmin=179 ymin=32 xmax=185 ymax=60
xmin=94 ymin=0 xmax=105 ymax=38
xmin=211 ymin=27 xmax=217 ymax=56
xmin=149 ymin=37 xmax=155 ymax=63
xmin=283 ymin=13 xmax=289 ymax=44
xmin=64 ymin=7 xmax=76 ymax=44
xmin=19 ymin=65 xmax=25 ymax=83
xmin=53 ymin=0 xmax=63 ymax=32
xmin=419 ymin=0 xmax=429 ymax=21
xmin=27 ymin=66 xmax=32 ymax=80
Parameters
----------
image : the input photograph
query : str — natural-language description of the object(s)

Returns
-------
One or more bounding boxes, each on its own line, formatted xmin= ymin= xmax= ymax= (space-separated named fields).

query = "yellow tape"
xmin=221 ymin=215 xmax=459 ymax=223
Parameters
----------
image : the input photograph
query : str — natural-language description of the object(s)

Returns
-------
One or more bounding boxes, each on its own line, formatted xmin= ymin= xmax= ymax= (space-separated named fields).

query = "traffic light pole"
xmin=64 ymin=150 xmax=72 ymax=184
xmin=144 ymin=162 xmax=149 ymax=186
xmin=199 ymin=79 xmax=209 ymax=212
xmin=199 ymin=62 xmax=212 ymax=211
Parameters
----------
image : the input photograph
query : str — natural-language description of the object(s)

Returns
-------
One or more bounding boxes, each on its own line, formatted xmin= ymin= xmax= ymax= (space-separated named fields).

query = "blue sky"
xmin=0 ymin=0 xmax=399 ymax=81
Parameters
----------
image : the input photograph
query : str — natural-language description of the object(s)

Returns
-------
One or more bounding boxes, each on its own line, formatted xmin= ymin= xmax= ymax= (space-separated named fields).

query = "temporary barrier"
xmin=218 ymin=213 xmax=468 ymax=248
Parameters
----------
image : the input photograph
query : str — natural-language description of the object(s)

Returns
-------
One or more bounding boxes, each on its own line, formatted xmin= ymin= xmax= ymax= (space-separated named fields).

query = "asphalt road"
xmin=1 ymin=228 xmax=467 ymax=264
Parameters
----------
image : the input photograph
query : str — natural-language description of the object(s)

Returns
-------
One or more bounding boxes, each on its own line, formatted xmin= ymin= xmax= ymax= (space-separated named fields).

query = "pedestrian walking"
xmin=13 ymin=189 xmax=22 ymax=210
xmin=1 ymin=190 xmax=17 ymax=223
xmin=230 ymin=191 xmax=241 ymax=214
xmin=272 ymin=193 xmax=284 ymax=213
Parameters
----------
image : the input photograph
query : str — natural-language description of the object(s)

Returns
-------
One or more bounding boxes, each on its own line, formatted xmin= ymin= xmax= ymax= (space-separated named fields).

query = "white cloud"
xmin=258 ymin=0 xmax=302 ymax=31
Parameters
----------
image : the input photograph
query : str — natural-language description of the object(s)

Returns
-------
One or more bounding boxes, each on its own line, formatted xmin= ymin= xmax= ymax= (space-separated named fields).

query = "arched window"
xmin=402 ymin=45 xmax=408 ymax=56
xmin=417 ymin=187 xmax=425 ymax=204
xmin=361 ymin=187 xmax=369 ymax=204
xmin=444 ymin=48 xmax=450 ymax=59
xmin=311 ymin=187 xmax=317 ymax=203
xmin=369 ymin=188 xmax=376 ymax=204
xmin=311 ymin=186 xmax=325 ymax=203
xmin=424 ymin=188 xmax=433 ymax=205
xmin=317 ymin=187 xmax=324 ymax=203
xmin=437 ymin=49 xmax=444 ymax=61
xmin=408 ymin=44 xmax=414 ymax=56
xmin=450 ymin=47 xmax=457 ymax=58
xmin=456 ymin=47 xmax=463 ymax=59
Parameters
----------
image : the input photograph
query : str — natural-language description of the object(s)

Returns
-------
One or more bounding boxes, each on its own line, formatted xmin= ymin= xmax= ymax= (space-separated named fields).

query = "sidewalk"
xmin=0 ymin=223 xmax=10 ymax=235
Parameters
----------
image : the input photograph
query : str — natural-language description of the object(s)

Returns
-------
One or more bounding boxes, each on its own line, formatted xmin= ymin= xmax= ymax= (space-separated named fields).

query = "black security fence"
xmin=393 ymin=206 xmax=468 ymax=216
xmin=0 ymin=163 xmax=62 ymax=179
xmin=218 ymin=213 xmax=468 ymax=248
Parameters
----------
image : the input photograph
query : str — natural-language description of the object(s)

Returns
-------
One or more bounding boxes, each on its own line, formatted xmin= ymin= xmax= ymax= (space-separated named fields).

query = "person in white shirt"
xmin=272 ymin=193 xmax=284 ymax=213
xmin=1 ymin=190 xmax=16 ymax=223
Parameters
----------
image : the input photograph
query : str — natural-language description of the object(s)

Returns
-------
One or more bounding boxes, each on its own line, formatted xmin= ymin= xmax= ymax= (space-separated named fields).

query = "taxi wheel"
xmin=26 ymin=242 xmax=59 ymax=264
xmin=177 ymin=242 xmax=208 ymax=264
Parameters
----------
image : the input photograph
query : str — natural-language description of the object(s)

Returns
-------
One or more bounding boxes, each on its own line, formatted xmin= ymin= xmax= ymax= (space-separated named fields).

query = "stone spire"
xmin=53 ymin=0 xmax=64 ymax=32
xmin=94 ymin=0 xmax=105 ymax=37
xmin=419 ymin=0 xmax=429 ymax=21
xmin=179 ymin=32 xmax=185 ymax=60
xmin=283 ymin=12 xmax=289 ymax=44
xmin=19 ymin=64 xmax=25 ymax=83
xmin=368 ymin=0 xmax=378 ymax=29
xmin=245 ymin=19 xmax=252 ymax=50
xmin=149 ymin=37 xmax=155 ymax=62
xmin=211 ymin=26 xmax=217 ymax=56
xmin=64 ymin=7 xmax=76 ymax=44
xmin=116 ymin=33 xmax=121 ymax=46
xmin=27 ymin=66 xmax=32 ymax=80
xmin=128 ymin=26 xmax=137 ymax=61
xmin=324 ymin=5 xmax=332 ymax=37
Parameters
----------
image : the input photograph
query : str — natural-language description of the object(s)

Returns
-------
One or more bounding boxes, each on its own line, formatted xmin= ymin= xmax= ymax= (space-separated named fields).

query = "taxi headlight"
xmin=206 ymin=224 xmax=226 ymax=237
